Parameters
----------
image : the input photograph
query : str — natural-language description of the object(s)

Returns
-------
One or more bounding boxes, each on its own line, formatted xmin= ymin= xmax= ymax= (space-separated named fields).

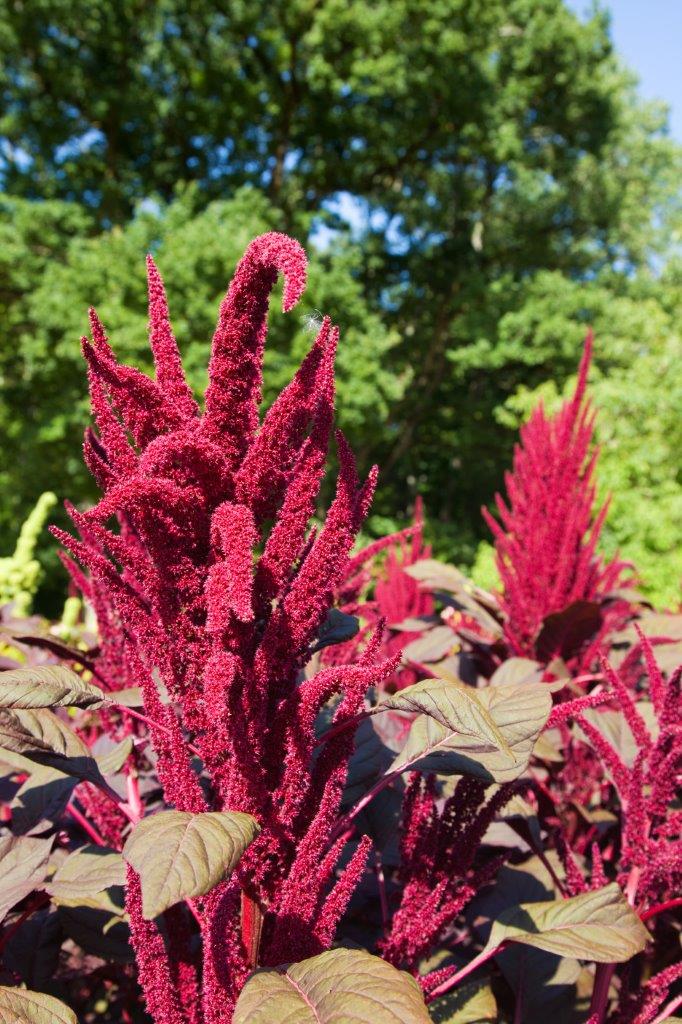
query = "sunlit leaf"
xmin=389 ymin=683 xmax=551 ymax=783
xmin=485 ymin=883 xmax=649 ymax=962
xmin=122 ymin=810 xmax=259 ymax=918
xmin=0 ymin=709 xmax=106 ymax=786
xmin=0 ymin=665 xmax=104 ymax=710
xmin=402 ymin=627 xmax=457 ymax=663
xmin=95 ymin=737 xmax=134 ymax=776
xmin=468 ymin=854 xmax=582 ymax=1024
xmin=404 ymin=559 xmax=471 ymax=591
xmin=47 ymin=846 xmax=125 ymax=901
xmin=0 ymin=986 xmax=77 ymax=1024
xmin=489 ymin=658 xmax=543 ymax=687
xmin=233 ymin=948 xmax=431 ymax=1023
xmin=429 ymin=979 xmax=497 ymax=1023
xmin=381 ymin=678 xmax=513 ymax=761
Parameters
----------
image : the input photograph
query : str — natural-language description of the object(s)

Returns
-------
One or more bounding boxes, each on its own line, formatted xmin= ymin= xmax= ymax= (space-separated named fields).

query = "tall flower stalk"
xmin=55 ymin=234 xmax=393 ymax=1021
xmin=483 ymin=333 xmax=631 ymax=664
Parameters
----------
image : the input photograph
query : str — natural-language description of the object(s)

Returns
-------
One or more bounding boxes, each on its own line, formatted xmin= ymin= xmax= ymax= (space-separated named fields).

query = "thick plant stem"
xmin=67 ymin=802 xmax=107 ymax=845
xmin=241 ymin=891 xmax=263 ymax=969
xmin=589 ymin=963 xmax=616 ymax=1024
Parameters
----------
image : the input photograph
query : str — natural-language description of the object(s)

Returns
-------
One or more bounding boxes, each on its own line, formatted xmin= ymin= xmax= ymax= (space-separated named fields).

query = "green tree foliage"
xmin=0 ymin=0 xmax=679 ymax=604
xmin=0 ymin=187 xmax=400 ymax=606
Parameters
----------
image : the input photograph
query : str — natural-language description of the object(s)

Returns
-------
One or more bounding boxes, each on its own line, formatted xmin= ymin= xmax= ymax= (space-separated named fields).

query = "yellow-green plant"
xmin=0 ymin=491 xmax=56 ymax=614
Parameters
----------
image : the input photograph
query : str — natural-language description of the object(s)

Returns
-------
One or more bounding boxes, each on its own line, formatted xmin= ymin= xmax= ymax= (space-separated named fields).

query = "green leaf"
xmin=0 ymin=986 xmax=77 ymax=1024
xmin=389 ymin=683 xmax=551 ymax=783
xmin=312 ymin=609 xmax=359 ymax=652
xmin=95 ymin=737 xmax=134 ymax=776
xmin=485 ymin=883 xmax=649 ymax=962
xmin=10 ymin=766 xmax=77 ymax=835
xmin=0 ymin=709 xmax=106 ymax=786
xmin=429 ymin=979 xmax=497 ymax=1023
xmin=108 ymin=687 xmax=144 ymax=708
xmin=233 ymin=948 xmax=431 ymax=1023
xmin=489 ymin=658 xmax=543 ymax=687
xmin=47 ymin=846 xmax=125 ymax=901
xmin=404 ymin=559 xmax=471 ymax=592
xmin=402 ymin=627 xmax=457 ymax=664
xmin=468 ymin=854 xmax=583 ymax=1024
xmin=122 ymin=810 xmax=259 ymax=918
xmin=381 ymin=679 xmax=514 ymax=762
xmin=0 ymin=709 xmax=88 ymax=758
xmin=0 ymin=666 xmax=104 ymax=710
xmin=0 ymin=836 xmax=52 ymax=923
xmin=403 ymin=562 xmax=502 ymax=636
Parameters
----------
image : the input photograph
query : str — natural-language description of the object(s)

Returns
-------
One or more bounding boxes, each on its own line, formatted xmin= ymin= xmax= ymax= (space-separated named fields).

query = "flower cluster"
xmin=483 ymin=334 xmax=632 ymax=666
xmin=55 ymin=234 xmax=393 ymax=1020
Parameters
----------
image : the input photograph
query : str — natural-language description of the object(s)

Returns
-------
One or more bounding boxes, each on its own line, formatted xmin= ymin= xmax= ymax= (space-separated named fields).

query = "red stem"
xmin=589 ymin=963 xmax=616 ymax=1023
xmin=0 ymin=891 xmax=51 ymax=953
xmin=113 ymin=703 xmax=202 ymax=758
xmin=640 ymin=897 xmax=682 ymax=922
xmin=241 ymin=891 xmax=263 ymax=969
xmin=426 ymin=942 xmax=506 ymax=1001
xmin=329 ymin=772 xmax=398 ymax=844
xmin=126 ymin=769 xmax=143 ymax=823
xmin=67 ymin=802 xmax=107 ymax=846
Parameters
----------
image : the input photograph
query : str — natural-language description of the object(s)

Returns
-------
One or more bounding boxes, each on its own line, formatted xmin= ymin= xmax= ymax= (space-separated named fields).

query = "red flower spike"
xmin=146 ymin=254 xmax=200 ymax=422
xmin=483 ymin=331 xmax=632 ymax=666
xmin=57 ymin=233 xmax=386 ymax=1020
xmin=203 ymin=232 xmax=307 ymax=466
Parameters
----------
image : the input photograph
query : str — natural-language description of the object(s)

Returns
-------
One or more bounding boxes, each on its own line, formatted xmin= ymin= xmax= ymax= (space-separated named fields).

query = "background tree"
xmin=0 ymin=0 xmax=679 ymax=605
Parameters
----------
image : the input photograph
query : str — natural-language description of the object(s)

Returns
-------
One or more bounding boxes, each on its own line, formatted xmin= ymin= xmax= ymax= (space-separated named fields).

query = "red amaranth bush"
xmin=483 ymin=333 xmax=633 ymax=667
xmin=54 ymin=233 xmax=399 ymax=1019
xmin=0 ymin=238 xmax=678 ymax=1024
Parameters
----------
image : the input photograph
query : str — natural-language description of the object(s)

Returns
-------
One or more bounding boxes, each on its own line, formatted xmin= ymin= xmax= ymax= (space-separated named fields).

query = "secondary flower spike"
xmin=55 ymin=233 xmax=388 ymax=1022
xmin=483 ymin=331 xmax=631 ymax=665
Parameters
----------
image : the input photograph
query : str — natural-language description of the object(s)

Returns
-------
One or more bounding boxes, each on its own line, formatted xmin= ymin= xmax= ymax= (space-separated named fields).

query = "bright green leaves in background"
xmin=0 ymin=0 xmax=680 ymax=608
xmin=0 ymin=188 xmax=401 ymax=609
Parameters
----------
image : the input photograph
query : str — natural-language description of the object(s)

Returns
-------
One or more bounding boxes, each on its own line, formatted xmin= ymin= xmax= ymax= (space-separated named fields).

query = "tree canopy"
xmin=0 ymin=0 xmax=679 ymax=605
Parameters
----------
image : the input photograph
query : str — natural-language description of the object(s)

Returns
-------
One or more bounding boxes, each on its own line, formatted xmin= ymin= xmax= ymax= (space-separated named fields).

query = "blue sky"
xmin=314 ymin=1 xmax=681 ymax=248
xmin=566 ymin=0 xmax=682 ymax=139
